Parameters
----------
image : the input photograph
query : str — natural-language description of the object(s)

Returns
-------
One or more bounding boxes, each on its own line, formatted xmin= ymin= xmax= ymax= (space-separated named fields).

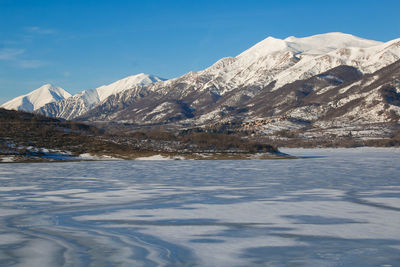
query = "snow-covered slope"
xmin=272 ymin=35 xmax=400 ymax=89
xmin=195 ymin=32 xmax=386 ymax=93
xmin=80 ymin=32 xmax=400 ymax=125
xmin=1 ymin=84 xmax=71 ymax=112
xmin=38 ymin=73 xmax=165 ymax=119
xmin=96 ymin=73 xmax=164 ymax=101
xmin=37 ymin=32 xmax=400 ymax=126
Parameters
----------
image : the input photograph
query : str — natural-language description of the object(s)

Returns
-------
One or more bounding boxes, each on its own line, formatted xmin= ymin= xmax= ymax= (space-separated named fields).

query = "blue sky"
xmin=1 ymin=0 xmax=399 ymax=103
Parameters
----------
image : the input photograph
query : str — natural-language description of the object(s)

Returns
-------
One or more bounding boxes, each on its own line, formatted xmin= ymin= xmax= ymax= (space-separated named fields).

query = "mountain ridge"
xmin=72 ymin=32 xmax=399 ymax=129
xmin=38 ymin=73 xmax=166 ymax=120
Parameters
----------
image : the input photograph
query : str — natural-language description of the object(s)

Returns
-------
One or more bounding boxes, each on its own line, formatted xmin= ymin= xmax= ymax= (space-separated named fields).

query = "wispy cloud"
xmin=0 ymin=27 xmax=55 ymax=69
xmin=25 ymin=26 xmax=56 ymax=35
xmin=0 ymin=48 xmax=47 ymax=69
xmin=0 ymin=48 xmax=25 ymax=60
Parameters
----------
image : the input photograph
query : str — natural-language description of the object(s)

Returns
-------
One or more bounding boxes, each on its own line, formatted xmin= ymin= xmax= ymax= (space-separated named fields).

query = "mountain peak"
xmin=36 ymin=83 xmax=58 ymax=92
xmin=236 ymin=32 xmax=382 ymax=62
xmin=237 ymin=36 xmax=289 ymax=60
xmin=40 ymin=83 xmax=53 ymax=88
xmin=1 ymin=84 xmax=71 ymax=112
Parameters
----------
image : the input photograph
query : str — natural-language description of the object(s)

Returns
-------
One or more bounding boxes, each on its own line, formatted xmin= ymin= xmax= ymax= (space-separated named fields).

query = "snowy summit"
xmin=1 ymin=73 xmax=166 ymax=120
xmin=1 ymin=84 xmax=71 ymax=112
xmin=36 ymin=73 xmax=166 ymax=120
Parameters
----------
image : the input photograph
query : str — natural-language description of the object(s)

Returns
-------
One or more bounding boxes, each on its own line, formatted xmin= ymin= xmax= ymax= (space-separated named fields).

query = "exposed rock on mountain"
xmin=38 ymin=73 xmax=165 ymax=120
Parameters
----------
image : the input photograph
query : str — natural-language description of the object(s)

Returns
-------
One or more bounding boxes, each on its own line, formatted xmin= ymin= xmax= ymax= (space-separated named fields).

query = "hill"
xmin=0 ymin=108 xmax=282 ymax=162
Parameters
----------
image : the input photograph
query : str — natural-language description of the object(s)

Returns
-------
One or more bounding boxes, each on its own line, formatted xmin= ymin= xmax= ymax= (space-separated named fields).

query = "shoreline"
xmin=3 ymin=146 xmax=400 ymax=163
xmin=0 ymin=151 xmax=296 ymax=163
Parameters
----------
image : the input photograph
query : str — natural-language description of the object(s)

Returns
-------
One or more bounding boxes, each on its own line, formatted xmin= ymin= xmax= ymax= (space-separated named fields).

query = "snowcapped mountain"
xmin=27 ymin=32 xmax=400 ymax=140
xmin=191 ymin=32 xmax=390 ymax=94
xmin=76 ymin=32 xmax=399 ymax=127
xmin=38 ymin=73 xmax=165 ymax=119
xmin=1 ymin=84 xmax=71 ymax=112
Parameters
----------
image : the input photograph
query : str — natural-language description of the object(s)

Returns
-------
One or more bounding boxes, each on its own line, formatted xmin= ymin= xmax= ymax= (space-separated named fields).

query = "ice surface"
xmin=0 ymin=148 xmax=399 ymax=266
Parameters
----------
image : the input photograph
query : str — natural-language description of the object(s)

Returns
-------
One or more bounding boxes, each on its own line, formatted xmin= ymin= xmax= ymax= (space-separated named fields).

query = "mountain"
xmin=241 ymin=59 xmax=400 ymax=126
xmin=1 ymin=84 xmax=71 ymax=112
xmin=74 ymin=33 xmax=399 ymax=129
xmin=38 ymin=73 xmax=165 ymax=120
xmin=3 ymin=32 xmax=397 ymax=143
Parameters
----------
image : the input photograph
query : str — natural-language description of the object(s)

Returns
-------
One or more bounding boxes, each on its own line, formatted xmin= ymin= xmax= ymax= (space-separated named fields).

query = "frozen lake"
xmin=1 ymin=148 xmax=400 ymax=266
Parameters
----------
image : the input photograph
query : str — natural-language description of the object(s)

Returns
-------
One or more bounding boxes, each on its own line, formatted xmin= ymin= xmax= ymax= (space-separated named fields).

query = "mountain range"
xmin=1 ymin=73 xmax=165 ymax=118
xmin=2 ymin=32 xmax=400 ymax=139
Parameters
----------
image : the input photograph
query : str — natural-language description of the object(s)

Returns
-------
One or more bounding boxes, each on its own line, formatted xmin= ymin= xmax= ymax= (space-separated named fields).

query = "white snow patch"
xmin=135 ymin=155 xmax=186 ymax=160
xmin=78 ymin=153 xmax=120 ymax=161
xmin=0 ymin=156 xmax=15 ymax=163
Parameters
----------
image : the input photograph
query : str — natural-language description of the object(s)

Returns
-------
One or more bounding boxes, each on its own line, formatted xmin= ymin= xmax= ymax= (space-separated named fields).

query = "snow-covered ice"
xmin=0 ymin=148 xmax=399 ymax=266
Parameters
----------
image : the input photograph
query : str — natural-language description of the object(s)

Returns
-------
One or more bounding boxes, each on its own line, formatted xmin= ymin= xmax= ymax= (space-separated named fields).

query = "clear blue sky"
xmin=1 ymin=0 xmax=399 ymax=103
